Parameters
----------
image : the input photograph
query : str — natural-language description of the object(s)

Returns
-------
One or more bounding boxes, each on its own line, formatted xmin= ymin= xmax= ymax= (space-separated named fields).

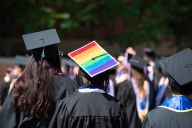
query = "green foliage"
xmin=0 ymin=0 xmax=192 ymax=49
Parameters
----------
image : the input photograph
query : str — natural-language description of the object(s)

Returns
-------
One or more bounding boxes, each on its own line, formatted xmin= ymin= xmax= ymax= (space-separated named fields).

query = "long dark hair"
xmin=76 ymin=69 xmax=109 ymax=92
xmin=13 ymin=44 xmax=62 ymax=118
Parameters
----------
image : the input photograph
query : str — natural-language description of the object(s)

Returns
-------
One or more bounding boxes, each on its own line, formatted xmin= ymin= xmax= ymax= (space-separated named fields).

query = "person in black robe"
xmin=155 ymin=66 xmax=172 ymax=107
xmin=143 ymin=48 xmax=162 ymax=110
xmin=116 ymin=48 xmax=141 ymax=128
xmin=0 ymin=56 xmax=29 ymax=108
xmin=143 ymin=48 xmax=192 ymax=128
xmin=49 ymin=41 xmax=129 ymax=128
xmin=116 ymin=80 xmax=141 ymax=128
xmin=0 ymin=29 xmax=77 ymax=128
xmin=0 ymin=81 xmax=11 ymax=108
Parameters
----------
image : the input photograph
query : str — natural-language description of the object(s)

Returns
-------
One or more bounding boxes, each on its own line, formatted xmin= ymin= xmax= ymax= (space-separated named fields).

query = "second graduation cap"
xmin=22 ymin=29 xmax=61 ymax=61
xmin=15 ymin=55 xmax=29 ymax=66
xmin=22 ymin=29 xmax=60 ymax=50
xmin=68 ymin=41 xmax=118 ymax=77
xmin=129 ymin=56 xmax=149 ymax=73
xmin=158 ymin=48 xmax=192 ymax=86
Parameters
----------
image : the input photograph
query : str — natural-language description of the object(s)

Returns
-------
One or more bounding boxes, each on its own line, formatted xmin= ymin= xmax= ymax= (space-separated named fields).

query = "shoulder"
xmin=54 ymin=75 xmax=77 ymax=88
xmin=60 ymin=92 xmax=124 ymax=117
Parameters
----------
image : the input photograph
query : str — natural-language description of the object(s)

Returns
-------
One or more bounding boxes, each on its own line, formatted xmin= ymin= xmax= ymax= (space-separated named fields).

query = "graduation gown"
xmin=116 ymin=80 xmax=141 ymax=128
xmin=147 ymin=64 xmax=162 ymax=110
xmin=0 ymin=82 xmax=11 ymax=105
xmin=142 ymin=96 xmax=192 ymax=128
xmin=155 ymin=77 xmax=172 ymax=107
xmin=49 ymin=91 xmax=129 ymax=128
xmin=0 ymin=75 xmax=77 ymax=128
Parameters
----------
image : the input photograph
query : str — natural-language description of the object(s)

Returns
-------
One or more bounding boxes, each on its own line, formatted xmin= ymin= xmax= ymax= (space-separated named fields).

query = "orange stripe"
xmin=74 ymin=46 xmax=105 ymax=64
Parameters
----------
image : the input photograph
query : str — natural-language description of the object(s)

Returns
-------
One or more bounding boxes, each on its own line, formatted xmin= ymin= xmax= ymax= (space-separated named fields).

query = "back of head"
xmin=158 ymin=48 xmax=192 ymax=96
xmin=13 ymin=29 xmax=62 ymax=118
xmin=143 ymin=48 xmax=156 ymax=61
xmin=76 ymin=69 xmax=109 ymax=91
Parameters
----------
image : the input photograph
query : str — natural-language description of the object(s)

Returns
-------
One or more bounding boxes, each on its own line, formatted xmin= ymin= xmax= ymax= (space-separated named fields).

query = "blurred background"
xmin=0 ymin=0 xmax=192 ymax=83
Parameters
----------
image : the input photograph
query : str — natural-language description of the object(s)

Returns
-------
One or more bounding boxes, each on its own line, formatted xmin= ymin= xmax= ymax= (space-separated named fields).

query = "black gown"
xmin=116 ymin=80 xmax=141 ymax=128
xmin=0 ymin=82 xmax=11 ymax=105
xmin=0 ymin=75 xmax=77 ymax=128
xmin=143 ymin=96 xmax=192 ymax=128
xmin=148 ymin=65 xmax=162 ymax=110
xmin=49 ymin=91 xmax=129 ymax=128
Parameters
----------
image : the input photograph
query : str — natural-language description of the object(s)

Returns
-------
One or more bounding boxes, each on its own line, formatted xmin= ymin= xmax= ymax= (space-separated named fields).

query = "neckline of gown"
xmin=77 ymin=85 xmax=105 ymax=93
xmin=158 ymin=96 xmax=192 ymax=112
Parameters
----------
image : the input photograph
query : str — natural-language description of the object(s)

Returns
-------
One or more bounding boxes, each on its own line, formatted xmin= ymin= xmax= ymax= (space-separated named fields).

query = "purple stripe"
xmin=89 ymin=59 xmax=117 ymax=76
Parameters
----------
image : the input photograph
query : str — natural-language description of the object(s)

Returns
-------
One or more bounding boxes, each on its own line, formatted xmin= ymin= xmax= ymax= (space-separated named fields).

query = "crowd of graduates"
xmin=0 ymin=29 xmax=192 ymax=128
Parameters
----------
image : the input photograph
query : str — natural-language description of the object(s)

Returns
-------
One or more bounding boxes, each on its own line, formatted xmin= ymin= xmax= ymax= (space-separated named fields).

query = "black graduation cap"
xmin=143 ymin=48 xmax=156 ymax=58
xmin=158 ymin=48 xmax=192 ymax=86
xmin=129 ymin=56 xmax=149 ymax=73
xmin=22 ymin=29 xmax=61 ymax=61
xmin=61 ymin=58 xmax=77 ymax=69
xmin=15 ymin=55 xmax=29 ymax=66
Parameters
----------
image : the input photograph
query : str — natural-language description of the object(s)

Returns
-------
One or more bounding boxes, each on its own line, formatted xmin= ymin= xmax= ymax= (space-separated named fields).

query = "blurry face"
xmin=117 ymin=56 xmax=125 ymax=71
xmin=15 ymin=65 xmax=23 ymax=77
xmin=73 ymin=66 xmax=79 ymax=76
xmin=61 ymin=66 xmax=68 ymax=76
xmin=143 ymin=55 xmax=149 ymax=61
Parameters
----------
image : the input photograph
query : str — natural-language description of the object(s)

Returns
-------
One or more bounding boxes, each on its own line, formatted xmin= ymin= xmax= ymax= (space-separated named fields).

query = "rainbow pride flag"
xmin=68 ymin=41 xmax=118 ymax=77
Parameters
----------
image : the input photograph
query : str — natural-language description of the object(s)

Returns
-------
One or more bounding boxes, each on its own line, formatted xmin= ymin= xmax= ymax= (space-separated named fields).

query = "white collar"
xmin=78 ymin=88 xmax=105 ymax=93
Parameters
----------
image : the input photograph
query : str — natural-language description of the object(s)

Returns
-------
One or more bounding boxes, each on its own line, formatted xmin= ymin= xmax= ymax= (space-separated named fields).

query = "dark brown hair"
xmin=76 ymin=69 xmax=109 ymax=92
xmin=13 ymin=44 xmax=62 ymax=118
xmin=169 ymin=79 xmax=192 ymax=96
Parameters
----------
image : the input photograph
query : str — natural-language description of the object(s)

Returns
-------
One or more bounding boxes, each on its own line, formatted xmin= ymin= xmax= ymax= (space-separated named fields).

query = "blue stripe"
xmin=85 ymin=56 xmax=112 ymax=72
xmin=160 ymin=96 xmax=192 ymax=111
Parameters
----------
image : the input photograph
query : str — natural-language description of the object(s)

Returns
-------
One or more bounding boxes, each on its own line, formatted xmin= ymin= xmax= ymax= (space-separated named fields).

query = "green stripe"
xmin=81 ymin=52 xmax=107 ymax=68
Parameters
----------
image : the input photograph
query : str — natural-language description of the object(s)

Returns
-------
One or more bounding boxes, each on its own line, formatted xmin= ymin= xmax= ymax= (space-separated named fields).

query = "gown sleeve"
xmin=0 ymin=89 xmax=19 ymax=128
xmin=0 ymin=82 xmax=10 ymax=105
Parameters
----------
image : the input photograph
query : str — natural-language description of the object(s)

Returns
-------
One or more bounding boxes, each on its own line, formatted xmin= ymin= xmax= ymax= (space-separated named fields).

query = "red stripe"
xmin=69 ymin=41 xmax=97 ymax=57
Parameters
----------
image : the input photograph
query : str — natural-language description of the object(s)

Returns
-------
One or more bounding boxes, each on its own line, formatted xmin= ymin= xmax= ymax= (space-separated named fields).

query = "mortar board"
xmin=129 ymin=56 xmax=149 ymax=73
xmin=143 ymin=48 xmax=156 ymax=58
xmin=61 ymin=58 xmax=77 ymax=69
xmin=15 ymin=55 xmax=29 ymax=66
xmin=22 ymin=29 xmax=62 ymax=61
xmin=68 ymin=41 xmax=118 ymax=80
xmin=158 ymin=48 xmax=192 ymax=86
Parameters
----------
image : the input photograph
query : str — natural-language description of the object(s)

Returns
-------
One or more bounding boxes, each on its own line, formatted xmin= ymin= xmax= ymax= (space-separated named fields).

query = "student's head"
xmin=143 ymin=48 xmax=156 ymax=62
xmin=13 ymin=29 xmax=62 ymax=118
xmin=14 ymin=65 xmax=25 ymax=77
xmin=76 ymin=68 xmax=109 ymax=91
xmin=68 ymin=41 xmax=118 ymax=91
xmin=14 ymin=55 xmax=29 ymax=77
xmin=131 ymin=68 xmax=146 ymax=92
xmin=158 ymin=48 xmax=192 ymax=97
xmin=169 ymin=79 xmax=192 ymax=96
xmin=117 ymin=54 xmax=126 ymax=72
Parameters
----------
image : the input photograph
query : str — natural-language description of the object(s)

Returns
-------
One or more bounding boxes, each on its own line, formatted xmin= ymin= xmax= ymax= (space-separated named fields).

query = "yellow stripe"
xmin=74 ymin=46 xmax=105 ymax=64
xmin=158 ymin=106 xmax=192 ymax=112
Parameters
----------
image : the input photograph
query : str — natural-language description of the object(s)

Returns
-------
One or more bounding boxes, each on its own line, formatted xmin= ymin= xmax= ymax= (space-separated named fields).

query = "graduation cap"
xmin=68 ymin=41 xmax=118 ymax=78
xmin=129 ymin=56 xmax=149 ymax=73
xmin=61 ymin=58 xmax=77 ymax=69
xmin=15 ymin=55 xmax=29 ymax=66
xmin=158 ymin=48 xmax=192 ymax=86
xmin=22 ymin=29 xmax=61 ymax=61
xmin=143 ymin=48 xmax=156 ymax=58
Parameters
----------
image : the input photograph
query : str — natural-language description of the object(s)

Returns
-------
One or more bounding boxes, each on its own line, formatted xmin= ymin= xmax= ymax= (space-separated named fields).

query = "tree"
xmin=0 ymin=0 xmax=192 ymax=51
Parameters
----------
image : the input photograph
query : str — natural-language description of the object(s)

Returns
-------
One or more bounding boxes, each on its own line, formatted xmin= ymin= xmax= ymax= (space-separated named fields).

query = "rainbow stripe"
xmin=68 ymin=41 xmax=118 ymax=77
